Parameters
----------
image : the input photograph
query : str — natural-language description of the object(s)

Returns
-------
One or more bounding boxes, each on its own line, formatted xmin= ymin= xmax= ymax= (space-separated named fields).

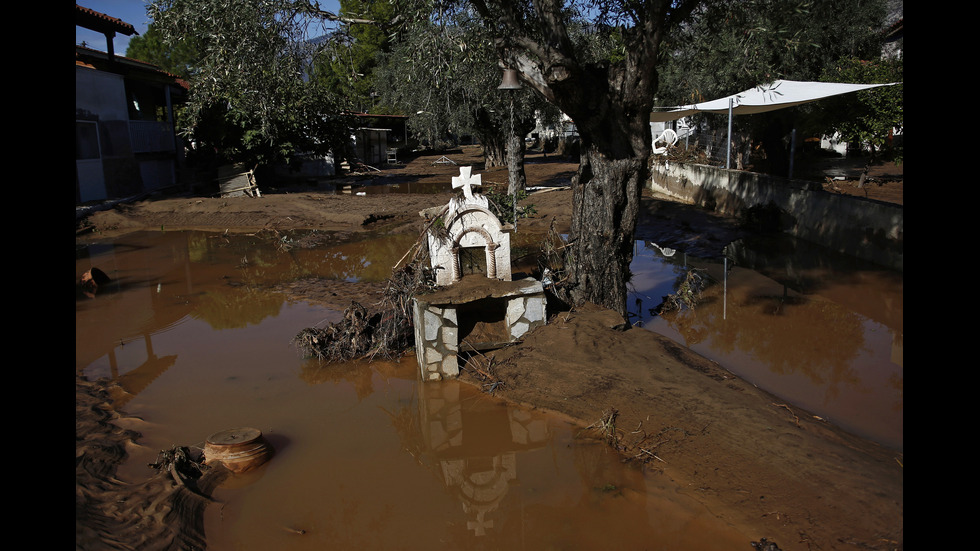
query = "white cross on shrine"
xmin=452 ymin=166 xmax=481 ymax=203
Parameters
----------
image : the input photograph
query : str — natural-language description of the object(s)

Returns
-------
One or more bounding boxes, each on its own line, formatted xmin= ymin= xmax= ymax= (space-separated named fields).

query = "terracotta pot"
xmin=204 ymin=427 xmax=273 ymax=474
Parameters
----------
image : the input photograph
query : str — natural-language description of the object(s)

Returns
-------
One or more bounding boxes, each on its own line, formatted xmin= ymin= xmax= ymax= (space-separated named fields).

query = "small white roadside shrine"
xmin=412 ymin=166 xmax=547 ymax=381
xmin=427 ymin=166 xmax=512 ymax=286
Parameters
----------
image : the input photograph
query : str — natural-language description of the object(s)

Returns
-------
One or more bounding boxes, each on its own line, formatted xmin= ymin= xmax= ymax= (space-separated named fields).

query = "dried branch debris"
xmin=292 ymin=251 xmax=436 ymax=363
xmin=582 ymin=408 xmax=622 ymax=449
xmin=537 ymin=219 xmax=573 ymax=306
xmin=293 ymin=301 xmax=380 ymax=362
xmin=579 ymin=410 xmax=705 ymax=465
xmin=459 ymin=347 xmax=508 ymax=394
xmin=655 ymin=268 xmax=708 ymax=314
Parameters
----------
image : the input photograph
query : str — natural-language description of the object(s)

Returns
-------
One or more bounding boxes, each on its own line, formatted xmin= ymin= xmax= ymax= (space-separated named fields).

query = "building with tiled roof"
xmin=76 ymin=4 xmax=187 ymax=204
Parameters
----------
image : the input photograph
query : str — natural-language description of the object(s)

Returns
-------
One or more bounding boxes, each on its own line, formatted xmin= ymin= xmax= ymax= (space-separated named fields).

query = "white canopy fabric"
xmin=650 ymin=79 xmax=900 ymax=123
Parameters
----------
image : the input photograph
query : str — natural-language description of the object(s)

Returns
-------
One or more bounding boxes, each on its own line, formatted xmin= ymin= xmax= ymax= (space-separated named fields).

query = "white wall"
xmin=76 ymin=67 xmax=128 ymax=120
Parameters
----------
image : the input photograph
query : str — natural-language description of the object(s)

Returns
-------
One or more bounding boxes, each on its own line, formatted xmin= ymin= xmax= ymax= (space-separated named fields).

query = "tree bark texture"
xmin=544 ymin=59 xmax=657 ymax=321
xmin=474 ymin=107 xmax=508 ymax=168
xmin=482 ymin=137 xmax=507 ymax=168
xmin=567 ymin=141 xmax=648 ymax=320
xmin=506 ymin=129 xmax=528 ymax=195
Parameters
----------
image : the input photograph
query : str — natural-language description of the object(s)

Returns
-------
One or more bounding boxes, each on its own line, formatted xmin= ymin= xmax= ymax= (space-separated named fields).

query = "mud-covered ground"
xmin=76 ymin=147 xmax=903 ymax=550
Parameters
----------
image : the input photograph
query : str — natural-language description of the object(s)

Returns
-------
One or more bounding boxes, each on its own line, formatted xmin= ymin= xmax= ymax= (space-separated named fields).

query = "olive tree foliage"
xmin=375 ymin=9 xmax=503 ymax=152
xmin=655 ymin=0 xmax=890 ymax=175
xmin=442 ymin=0 xmax=702 ymax=319
xmin=374 ymin=2 xmax=560 ymax=193
xmin=146 ymin=0 xmax=359 ymax=167
xmin=657 ymin=0 xmax=888 ymax=105
xmin=310 ymin=0 xmax=396 ymax=113
xmin=822 ymin=58 xmax=905 ymax=156
xmin=816 ymin=56 xmax=903 ymax=167
xmin=125 ymin=22 xmax=200 ymax=79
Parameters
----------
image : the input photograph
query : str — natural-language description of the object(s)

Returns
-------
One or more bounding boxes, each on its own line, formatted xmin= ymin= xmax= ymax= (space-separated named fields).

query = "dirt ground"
xmin=801 ymin=152 xmax=903 ymax=205
xmin=76 ymin=147 xmax=903 ymax=550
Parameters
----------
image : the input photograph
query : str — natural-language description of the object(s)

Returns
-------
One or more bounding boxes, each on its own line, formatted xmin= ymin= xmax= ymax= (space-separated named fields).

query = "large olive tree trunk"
xmin=473 ymin=107 xmax=509 ymax=169
xmin=507 ymin=54 xmax=658 ymax=321
xmin=482 ymin=134 xmax=507 ymax=168
xmin=564 ymin=104 xmax=652 ymax=318
xmin=506 ymin=113 xmax=538 ymax=195
xmin=471 ymin=0 xmax=697 ymax=321
xmin=567 ymin=144 xmax=649 ymax=318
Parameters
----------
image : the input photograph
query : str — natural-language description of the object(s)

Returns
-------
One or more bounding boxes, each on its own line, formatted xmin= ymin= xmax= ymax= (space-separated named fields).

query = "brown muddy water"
xmin=75 ymin=228 xmax=902 ymax=550
xmin=627 ymin=234 xmax=903 ymax=452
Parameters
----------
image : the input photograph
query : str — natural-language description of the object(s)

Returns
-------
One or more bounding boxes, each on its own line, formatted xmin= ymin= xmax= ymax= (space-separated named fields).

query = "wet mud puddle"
xmin=76 ymin=230 xmax=751 ymax=550
xmin=627 ymin=234 xmax=903 ymax=451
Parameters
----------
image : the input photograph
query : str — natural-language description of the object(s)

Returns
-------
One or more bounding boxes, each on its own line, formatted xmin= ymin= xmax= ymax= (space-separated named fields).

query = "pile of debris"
xmin=654 ymin=267 xmax=708 ymax=314
xmin=292 ymin=254 xmax=437 ymax=363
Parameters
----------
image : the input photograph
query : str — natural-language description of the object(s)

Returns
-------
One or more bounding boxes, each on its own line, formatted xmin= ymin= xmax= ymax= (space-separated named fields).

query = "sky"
xmin=76 ymin=1 xmax=152 ymax=55
xmin=76 ymin=0 xmax=342 ymax=57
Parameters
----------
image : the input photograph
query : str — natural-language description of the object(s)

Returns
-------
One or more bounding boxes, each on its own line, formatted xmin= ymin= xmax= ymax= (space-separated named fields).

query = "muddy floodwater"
xmin=626 ymin=234 xmax=903 ymax=452
xmin=76 ymin=228 xmax=902 ymax=549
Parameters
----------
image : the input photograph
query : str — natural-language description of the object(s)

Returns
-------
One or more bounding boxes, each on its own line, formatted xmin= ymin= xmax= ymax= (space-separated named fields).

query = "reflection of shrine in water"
xmin=419 ymin=380 xmax=550 ymax=536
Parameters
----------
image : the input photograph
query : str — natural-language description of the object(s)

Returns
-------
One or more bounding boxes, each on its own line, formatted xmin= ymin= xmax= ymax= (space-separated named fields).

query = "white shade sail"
xmin=650 ymin=79 xmax=900 ymax=123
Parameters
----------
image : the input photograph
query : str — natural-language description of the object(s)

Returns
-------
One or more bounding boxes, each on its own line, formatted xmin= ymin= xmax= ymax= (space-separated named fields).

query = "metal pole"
xmin=788 ymin=128 xmax=796 ymax=179
xmin=510 ymin=95 xmax=516 ymax=232
xmin=726 ymin=98 xmax=733 ymax=169
xmin=723 ymin=256 xmax=727 ymax=320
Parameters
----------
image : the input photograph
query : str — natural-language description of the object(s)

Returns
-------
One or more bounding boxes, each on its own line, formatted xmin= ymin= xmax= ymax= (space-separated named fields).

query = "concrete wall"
xmin=649 ymin=162 xmax=903 ymax=271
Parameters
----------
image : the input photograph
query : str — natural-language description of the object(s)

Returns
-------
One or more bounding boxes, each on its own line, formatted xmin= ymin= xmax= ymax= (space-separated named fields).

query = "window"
xmin=125 ymin=81 xmax=169 ymax=122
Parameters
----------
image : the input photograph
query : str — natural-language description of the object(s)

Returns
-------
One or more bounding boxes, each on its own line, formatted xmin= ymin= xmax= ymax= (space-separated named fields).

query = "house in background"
xmin=76 ymin=4 xmax=188 ymax=204
xmin=352 ymin=113 xmax=409 ymax=166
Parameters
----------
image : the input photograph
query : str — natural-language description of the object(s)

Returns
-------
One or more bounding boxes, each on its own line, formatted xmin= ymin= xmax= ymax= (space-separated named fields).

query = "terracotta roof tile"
xmin=75 ymin=4 xmax=138 ymax=36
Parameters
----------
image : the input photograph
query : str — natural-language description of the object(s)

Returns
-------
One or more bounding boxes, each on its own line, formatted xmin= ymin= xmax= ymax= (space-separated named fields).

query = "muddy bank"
xmin=76 ymin=376 xmax=221 ymax=550
xmin=459 ymin=303 xmax=903 ymax=549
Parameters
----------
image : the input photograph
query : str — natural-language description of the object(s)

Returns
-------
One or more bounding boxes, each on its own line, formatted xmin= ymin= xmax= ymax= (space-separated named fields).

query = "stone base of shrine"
xmin=412 ymin=276 xmax=547 ymax=381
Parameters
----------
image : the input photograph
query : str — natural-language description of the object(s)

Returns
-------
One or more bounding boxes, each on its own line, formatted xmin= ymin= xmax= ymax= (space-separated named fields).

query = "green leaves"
xmin=147 ymin=0 xmax=351 ymax=166
xmin=817 ymin=56 xmax=903 ymax=161
xmin=658 ymin=0 xmax=889 ymax=106
xmin=484 ymin=187 xmax=536 ymax=226
xmin=374 ymin=10 xmax=545 ymax=148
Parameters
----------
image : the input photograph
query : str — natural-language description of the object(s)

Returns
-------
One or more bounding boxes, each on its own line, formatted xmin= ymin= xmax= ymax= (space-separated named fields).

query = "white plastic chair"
xmin=653 ymin=129 xmax=678 ymax=155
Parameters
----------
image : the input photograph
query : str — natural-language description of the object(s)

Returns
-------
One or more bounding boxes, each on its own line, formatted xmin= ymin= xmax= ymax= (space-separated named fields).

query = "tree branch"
xmin=302 ymin=0 xmax=390 ymax=27
xmin=509 ymin=54 xmax=554 ymax=101
xmin=472 ymin=0 xmax=584 ymax=105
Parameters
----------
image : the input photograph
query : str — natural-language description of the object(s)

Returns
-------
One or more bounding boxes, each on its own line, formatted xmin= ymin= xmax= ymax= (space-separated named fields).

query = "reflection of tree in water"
xmin=183 ymin=231 xmax=423 ymax=332
xmin=290 ymin=233 xmax=422 ymax=283
xmin=888 ymin=369 xmax=903 ymax=413
xmin=191 ymin=286 xmax=284 ymax=330
xmin=183 ymin=233 xmax=292 ymax=329
xmin=189 ymin=229 xmax=415 ymax=287
xmin=297 ymin=357 xmax=377 ymax=400
xmin=187 ymin=232 xmax=292 ymax=274
xmin=297 ymin=356 xmax=413 ymax=399
xmin=571 ymin=437 xmax=631 ymax=502
xmin=660 ymin=286 xmax=867 ymax=395
xmin=379 ymin=401 xmax=429 ymax=468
